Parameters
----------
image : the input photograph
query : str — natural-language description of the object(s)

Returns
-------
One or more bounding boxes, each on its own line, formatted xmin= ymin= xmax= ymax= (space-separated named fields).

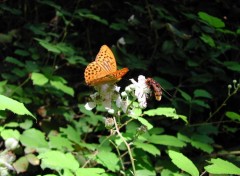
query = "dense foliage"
xmin=0 ymin=0 xmax=240 ymax=175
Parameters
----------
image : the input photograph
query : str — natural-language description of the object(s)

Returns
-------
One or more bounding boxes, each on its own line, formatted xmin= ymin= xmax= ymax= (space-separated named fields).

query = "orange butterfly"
xmin=84 ymin=45 xmax=129 ymax=86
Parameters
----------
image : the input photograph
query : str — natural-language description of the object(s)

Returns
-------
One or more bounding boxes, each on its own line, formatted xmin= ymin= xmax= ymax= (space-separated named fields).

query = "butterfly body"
xmin=84 ymin=45 xmax=129 ymax=86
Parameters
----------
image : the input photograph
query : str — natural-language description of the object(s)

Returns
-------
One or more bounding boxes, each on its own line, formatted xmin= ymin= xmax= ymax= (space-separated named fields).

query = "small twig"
xmin=207 ymin=85 xmax=239 ymax=122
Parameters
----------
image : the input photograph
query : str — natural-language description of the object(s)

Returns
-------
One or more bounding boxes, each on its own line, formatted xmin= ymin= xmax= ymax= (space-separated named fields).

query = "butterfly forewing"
xmin=95 ymin=45 xmax=117 ymax=71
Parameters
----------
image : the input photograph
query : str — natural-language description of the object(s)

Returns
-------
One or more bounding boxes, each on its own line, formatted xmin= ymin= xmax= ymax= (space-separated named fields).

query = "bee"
xmin=146 ymin=78 xmax=162 ymax=101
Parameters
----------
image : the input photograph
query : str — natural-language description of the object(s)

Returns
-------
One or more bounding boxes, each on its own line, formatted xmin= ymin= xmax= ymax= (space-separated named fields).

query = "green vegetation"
xmin=0 ymin=1 xmax=239 ymax=175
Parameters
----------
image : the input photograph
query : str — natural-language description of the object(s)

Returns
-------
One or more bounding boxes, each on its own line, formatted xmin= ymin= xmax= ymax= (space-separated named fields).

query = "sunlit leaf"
xmin=96 ymin=150 xmax=120 ymax=172
xmin=0 ymin=95 xmax=35 ymax=118
xmin=13 ymin=156 xmax=29 ymax=174
xmin=31 ymin=72 xmax=49 ymax=86
xmin=38 ymin=150 xmax=79 ymax=171
xmin=76 ymin=168 xmax=105 ymax=176
xmin=50 ymin=80 xmax=74 ymax=96
xmin=205 ymin=158 xmax=240 ymax=174
xmin=168 ymin=150 xmax=199 ymax=176
xmin=20 ymin=128 xmax=48 ymax=149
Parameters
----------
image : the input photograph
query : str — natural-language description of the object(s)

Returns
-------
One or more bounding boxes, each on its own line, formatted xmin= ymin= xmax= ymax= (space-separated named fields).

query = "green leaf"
xmin=38 ymin=150 xmax=79 ymax=171
xmin=48 ymin=135 xmax=74 ymax=151
xmin=148 ymin=135 xmax=186 ymax=147
xmin=205 ymin=158 xmax=240 ymax=174
xmin=144 ymin=107 xmax=187 ymax=122
xmin=13 ymin=156 xmax=29 ymax=173
xmin=5 ymin=56 xmax=25 ymax=67
xmin=200 ymin=34 xmax=215 ymax=47
xmin=178 ymin=89 xmax=192 ymax=101
xmin=191 ymin=140 xmax=213 ymax=153
xmin=76 ymin=168 xmax=105 ymax=176
xmin=50 ymin=80 xmax=74 ymax=96
xmin=193 ymin=89 xmax=212 ymax=98
xmin=0 ymin=95 xmax=35 ymax=118
xmin=135 ymin=116 xmax=153 ymax=130
xmin=198 ymin=12 xmax=225 ymax=28
xmin=135 ymin=169 xmax=156 ymax=176
xmin=1 ymin=129 xmax=20 ymax=140
xmin=225 ymin=111 xmax=240 ymax=121
xmin=31 ymin=72 xmax=49 ymax=86
xmin=168 ymin=150 xmax=199 ymax=176
xmin=223 ymin=61 xmax=240 ymax=72
xmin=20 ymin=128 xmax=48 ymax=149
xmin=14 ymin=49 xmax=30 ymax=57
xmin=35 ymin=38 xmax=61 ymax=54
xmin=77 ymin=9 xmax=108 ymax=25
xmin=192 ymin=99 xmax=210 ymax=109
xmin=134 ymin=141 xmax=160 ymax=156
xmin=60 ymin=125 xmax=80 ymax=144
xmin=96 ymin=150 xmax=120 ymax=172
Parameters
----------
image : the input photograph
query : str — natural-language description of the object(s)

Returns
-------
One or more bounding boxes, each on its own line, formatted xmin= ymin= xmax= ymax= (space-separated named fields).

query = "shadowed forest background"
xmin=0 ymin=0 xmax=240 ymax=175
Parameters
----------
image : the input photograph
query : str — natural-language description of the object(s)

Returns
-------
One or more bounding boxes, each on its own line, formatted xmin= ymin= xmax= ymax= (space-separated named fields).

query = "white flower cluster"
xmin=85 ymin=75 xmax=151 ymax=115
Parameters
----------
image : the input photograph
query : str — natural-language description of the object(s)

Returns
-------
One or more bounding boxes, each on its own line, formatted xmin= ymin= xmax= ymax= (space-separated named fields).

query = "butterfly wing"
xmin=86 ymin=67 xmax=129 ymax=86
xmin=95 ymin=45 xmax=117 ymax=72
xmin=84 ymin=61 xmax=106 ymax=85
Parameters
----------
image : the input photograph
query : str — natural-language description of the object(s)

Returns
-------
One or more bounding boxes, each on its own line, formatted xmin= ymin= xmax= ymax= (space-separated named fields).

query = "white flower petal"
xmin=85 ymin=102 xmax=96 ymax=110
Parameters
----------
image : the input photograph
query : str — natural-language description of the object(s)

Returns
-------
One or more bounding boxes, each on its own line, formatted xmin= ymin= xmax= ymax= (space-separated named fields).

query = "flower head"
xmin=127 ymin=75 xmax=151 ymax=109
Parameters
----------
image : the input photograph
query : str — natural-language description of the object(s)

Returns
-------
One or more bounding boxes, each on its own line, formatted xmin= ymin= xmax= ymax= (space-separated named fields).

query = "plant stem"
xmin=113 ymin=117 xmax=136 ymax=176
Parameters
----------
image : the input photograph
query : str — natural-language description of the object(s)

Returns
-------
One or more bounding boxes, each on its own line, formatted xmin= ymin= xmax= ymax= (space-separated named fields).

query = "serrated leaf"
xmin=198 ymin=12 xmax=225 ymax=28
xmin=76 ymin=168 xmax=105 ymax=176
xmin=134 ymin=141 xmax=160 ymax=156
xmin=38 ymin=150 xmax=79 ymax=171
xmin=191 ymin=140 xmax=213 ymax=153
xmin=48 ymin=135 xmax=74 ymax=151
xmin=205 ymin=158 xmax=240 ymax=174
xmin=225 ymin=111 xmax=240 ymax=121
xmin=20 ymin=128 xmax=48 ymax=149
xmin=135 ymin=116 xmax=153 ymax=129
xmin=178 ymin=89 xmax=192 ymax=101
xmin=60 ymin=125 xmax=80 ymax=144
xmin=193 ymin=89 xmax=212 ymax=98
xmin=144 ymin=107 xmax=187 ymax=122
xmin=148 ymin=135 xmax=186 ymax=147
xmin=168 ymin=150 xmax=199 ymax=176
xmin=31 ymin=72 xmax=49 ymax=86
xmin=50 ymin=80 xmax=74 ymax=96
xmin=0 ymin=95 xmax=35 ymax=118
xmin=96 ymin=150 xmax=120 ymax=172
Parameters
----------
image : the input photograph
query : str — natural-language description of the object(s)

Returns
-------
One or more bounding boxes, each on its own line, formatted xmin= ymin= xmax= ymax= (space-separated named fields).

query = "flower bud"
xmin=105 ymin=118 xmax=114 ymax=129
